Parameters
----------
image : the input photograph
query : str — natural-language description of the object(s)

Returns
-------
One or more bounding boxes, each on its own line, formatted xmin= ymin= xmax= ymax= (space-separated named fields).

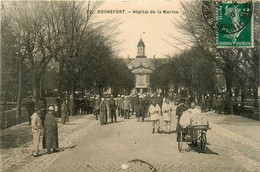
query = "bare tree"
xmin=173 ymin=1 xmax=259 ymax=115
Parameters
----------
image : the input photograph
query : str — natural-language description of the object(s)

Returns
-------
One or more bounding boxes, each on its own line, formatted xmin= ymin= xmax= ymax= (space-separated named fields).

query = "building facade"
xmin=128 ymin=39 xmax=155 ymax=93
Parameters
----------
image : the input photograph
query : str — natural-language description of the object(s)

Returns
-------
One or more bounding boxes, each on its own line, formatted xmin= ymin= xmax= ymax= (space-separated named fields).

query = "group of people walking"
xmin=91 ymin=93 xmax=178 ymax=134
xmin=94 ymin=94 xmax=160 ymax=125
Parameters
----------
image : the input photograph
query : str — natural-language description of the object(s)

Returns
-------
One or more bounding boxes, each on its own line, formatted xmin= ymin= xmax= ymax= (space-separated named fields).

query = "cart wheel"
xmin=199 ymin=132 xmax=207 ymax=153
xmin=178 ymin=131 xmax=183 ymax=152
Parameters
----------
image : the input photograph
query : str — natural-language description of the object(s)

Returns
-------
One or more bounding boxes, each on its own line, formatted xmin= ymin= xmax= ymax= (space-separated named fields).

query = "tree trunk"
xmin=252 ymin=42 xmax=259 ymax=109
xmin=71 ymin=81 xmax=76 ymax=115
xmin=58 ymin=61 xmax=64 ymax=99
xmin=16 ymin=55 xmax=23 ymax=124
xmin=224 ymin=62 xmax=233 ymax=114
xmin=33 ymin=76 xmax=40 ymax=106
xmin=250 ymin=40 xmax=260 ymax=120
xmin=241 ymin=88 xmax=245 ymax=113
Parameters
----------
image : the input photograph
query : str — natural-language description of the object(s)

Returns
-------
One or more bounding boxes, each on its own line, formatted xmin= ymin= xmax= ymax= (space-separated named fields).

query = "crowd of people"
xmin=201 ymin=93 xmax=238 ymax=114
xmin=26 ymin=91 xmax=213 ymax=157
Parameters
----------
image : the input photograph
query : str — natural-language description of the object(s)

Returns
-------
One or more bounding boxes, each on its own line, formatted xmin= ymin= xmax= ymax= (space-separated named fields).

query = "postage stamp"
xmin=203 ymin=1 xmax=253 ymax=48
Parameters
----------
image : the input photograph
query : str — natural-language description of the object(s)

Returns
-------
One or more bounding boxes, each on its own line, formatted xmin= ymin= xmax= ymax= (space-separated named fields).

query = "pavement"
xmin=0 ymin=111 xmax=260 ymax=172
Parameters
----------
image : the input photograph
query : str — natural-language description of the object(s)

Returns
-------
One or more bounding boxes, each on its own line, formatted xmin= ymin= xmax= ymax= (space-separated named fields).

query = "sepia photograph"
xmin=0 ymin=0 xmax=260 ymax=171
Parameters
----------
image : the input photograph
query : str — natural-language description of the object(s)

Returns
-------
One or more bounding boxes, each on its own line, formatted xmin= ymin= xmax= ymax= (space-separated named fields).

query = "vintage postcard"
xmin=1 ymin=0 xmax=260 ymax=172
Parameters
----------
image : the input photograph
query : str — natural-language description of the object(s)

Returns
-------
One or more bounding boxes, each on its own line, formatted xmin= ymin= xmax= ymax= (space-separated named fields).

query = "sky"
xmin=93 ymin=0 xmax=189 ymax=59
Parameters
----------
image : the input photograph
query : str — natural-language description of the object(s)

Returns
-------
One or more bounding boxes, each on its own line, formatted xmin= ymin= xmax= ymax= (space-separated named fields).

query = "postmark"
xmin=202 ymin=1 xmax=253 ymax=48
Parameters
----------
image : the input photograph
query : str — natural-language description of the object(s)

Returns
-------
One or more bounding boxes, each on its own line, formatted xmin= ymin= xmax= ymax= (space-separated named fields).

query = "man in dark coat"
xmin=61 ymin=99 xmax=69 ymax=124
xmin=143 ymin=95 xmax=150 ymax=117
xmin=132 ymin=95 xmax=139 ymax=116
xmin=109 ymin=97 xmax=117 ymax=122
xmin=55 ymin=97 xmax=62 ymax=117
xmin=39 ymin=97 xmax=47 ymax=127
xmin=176 ymin=100 xmax=189 ymax=142
xmin=136 ymin=96 xmax=145 ymax=122
xmin=89 ymin=97 xmax=95 ymax=114
xmin=94 ymin=97 xmax=100 ymax=120
xmin=44 ymin=106 xmax=59 ymax=154
xmin=26 ymin=96 xmax=35 ymax=125
xmin=68 ymin=95 xmax=75 ymax=116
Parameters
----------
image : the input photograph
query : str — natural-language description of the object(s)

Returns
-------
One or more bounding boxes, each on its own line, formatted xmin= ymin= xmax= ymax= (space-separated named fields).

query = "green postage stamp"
xmin=217 ymin=1 xmax=253 ymax=48
xmin=202 ymin=1 xmax=253 ymax=48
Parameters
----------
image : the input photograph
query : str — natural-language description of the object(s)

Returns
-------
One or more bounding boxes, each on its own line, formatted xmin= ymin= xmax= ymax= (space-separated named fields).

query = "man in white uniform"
xmin=149 ymin=100 xmax=160 ymax=133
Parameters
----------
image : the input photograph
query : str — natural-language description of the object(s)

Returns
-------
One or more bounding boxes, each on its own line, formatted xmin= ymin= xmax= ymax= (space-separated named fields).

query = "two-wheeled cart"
xmin=177 ymin=125 xmax=210 ymax=153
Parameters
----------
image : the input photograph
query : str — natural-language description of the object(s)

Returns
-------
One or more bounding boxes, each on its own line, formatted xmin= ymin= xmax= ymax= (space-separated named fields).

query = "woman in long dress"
xmin=100 ymin=98 xmax=107 ymax=125
xmin=44 ymin=106 xmax=59 ymax=154
xmin=169 ymin=99 xmax=177 ymax=131
xmin=162 ymin=98 xmax=171 ymax=134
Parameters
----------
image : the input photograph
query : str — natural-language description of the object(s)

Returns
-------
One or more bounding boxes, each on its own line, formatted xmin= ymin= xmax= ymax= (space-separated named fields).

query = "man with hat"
xmin=117 ymin=95 xmax=124 ymax=117
xmin=149 ymin=99 xmax=160 ymax=133
xmin=122 ymin=96 xmax=131 ymax=119
xmin=94 ymin=97 xmax=100 ymax=120
xmin=109 ymin=96 xmax=117 ymax=122
xmin=31 ymin=106 xmax=43 ymax=157
xmin=44 ymin=106 xmax=59 ymax=154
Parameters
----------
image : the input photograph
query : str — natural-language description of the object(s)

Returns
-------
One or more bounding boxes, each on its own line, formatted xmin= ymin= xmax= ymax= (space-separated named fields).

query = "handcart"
xmin=177 ymin=124 xmax=210 ymax=153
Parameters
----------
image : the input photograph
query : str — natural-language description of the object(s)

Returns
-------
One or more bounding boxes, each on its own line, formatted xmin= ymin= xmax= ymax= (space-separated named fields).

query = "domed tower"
xmin=128 ymin=38 xmax=155 ymax=93
xmin=137 ymin=39 xmax=146 ymax=58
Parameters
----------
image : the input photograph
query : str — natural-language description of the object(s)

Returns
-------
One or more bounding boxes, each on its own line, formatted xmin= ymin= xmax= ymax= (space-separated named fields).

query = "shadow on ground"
xmin=184 ymin=143 xmax=219 ymax=155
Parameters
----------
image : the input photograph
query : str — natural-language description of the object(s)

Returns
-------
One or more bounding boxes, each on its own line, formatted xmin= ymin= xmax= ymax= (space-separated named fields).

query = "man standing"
xmin=61 ymin=99 xmax=69 ymax=124
xmin=94 ymin=97 xmax=100 ymax=120
xmin=122 ymin=96 xmax=131 ymax=119
xmin=109 ymin=97 xmax=117 ymax=122
xmin=120 ymin=95 xmax=125 ymax=117
xmin=143 ymin=95 xmax=150 ymax=117
xmin=68 ymin=95 xmax=75 ymax=116
xmin=116 ymin=94 xmax=122 ymax=117
xmin=132 ymin=95 xmax=139 ymax=116
xmin=176 ymin=100 xmax=189 ymax=141
xmin=39 ymin=96 xmax=47 ymax=126
xmin=89 ymin=96 xmax=95 ymax=114
xmin=44 ymin=106 xmax=59 ymax=154
xmin=136 ymin=96 xmax=144 ymax=122
xmin=55 ymin=97 xmax=62 ymax=117
xmin=26 ymin=96 xmax=35 ymax=125
xmin=149 ymin=100 xmax=160 ymax=133
xmin=31 ymin=107 xmax=43 ymax=157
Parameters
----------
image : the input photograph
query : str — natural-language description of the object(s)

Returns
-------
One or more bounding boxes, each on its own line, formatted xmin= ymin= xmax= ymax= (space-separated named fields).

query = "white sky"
xmin=93 ymin=0 xmax=188 ymax=58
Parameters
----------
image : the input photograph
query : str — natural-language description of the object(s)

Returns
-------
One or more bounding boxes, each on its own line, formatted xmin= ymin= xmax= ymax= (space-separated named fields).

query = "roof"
xmin=128 ymin=58 xmax=155 ymax=71
xmin=132 ymin=67 xmax=153 ymax=74
xmin=137 ymin=39 xmax=145 ymax=47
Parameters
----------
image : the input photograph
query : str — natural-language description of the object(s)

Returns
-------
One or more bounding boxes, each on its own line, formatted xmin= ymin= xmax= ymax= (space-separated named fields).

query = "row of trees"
xmin=150 ymin=1 xmax=259 ymax=117
xmin=150 ymin=47 xmax=216 ymax=97
xmin=1 ymin=1 xmax=135 ymax=121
